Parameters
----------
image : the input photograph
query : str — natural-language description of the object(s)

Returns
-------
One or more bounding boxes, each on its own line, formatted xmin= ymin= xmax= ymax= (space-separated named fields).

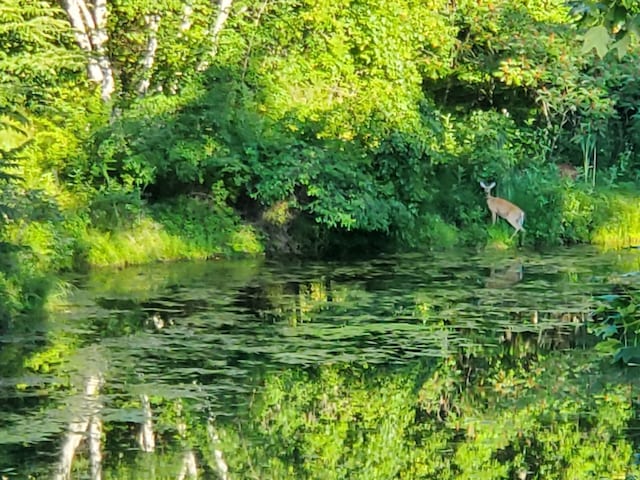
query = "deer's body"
xmin=480 ymin=181 xmax=525 ymax=239
xmin=557 ymin=163 xmax=578 ymax=180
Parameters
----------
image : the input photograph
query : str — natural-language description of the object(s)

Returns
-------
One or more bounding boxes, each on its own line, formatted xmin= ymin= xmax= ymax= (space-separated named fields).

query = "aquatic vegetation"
xmin=591 ymin=282 xmax=640 ymax=365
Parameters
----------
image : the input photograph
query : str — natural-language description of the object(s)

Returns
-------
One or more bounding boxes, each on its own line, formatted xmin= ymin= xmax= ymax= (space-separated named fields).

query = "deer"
xmin=479 ymin=181 xmax=525 ymax=239
xmin=557 ymin=163 xmax=578 ymax=180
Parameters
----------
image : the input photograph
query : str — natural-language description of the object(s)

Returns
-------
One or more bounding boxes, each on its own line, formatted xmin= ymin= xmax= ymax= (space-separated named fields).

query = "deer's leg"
xmin=507 ymin=214 xmax=525 ymax=234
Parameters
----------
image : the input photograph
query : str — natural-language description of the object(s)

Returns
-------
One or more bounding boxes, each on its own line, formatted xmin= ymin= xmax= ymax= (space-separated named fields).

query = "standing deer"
xmin=479 ymin=181 xmax=525 ymax=239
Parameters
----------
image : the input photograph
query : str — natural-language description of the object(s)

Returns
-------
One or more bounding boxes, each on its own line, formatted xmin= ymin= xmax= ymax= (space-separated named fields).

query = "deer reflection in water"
xmin=482 ymin=260 xmax=589 ymax=352
xmin=484 ymin=260 xmax=524 ymax=290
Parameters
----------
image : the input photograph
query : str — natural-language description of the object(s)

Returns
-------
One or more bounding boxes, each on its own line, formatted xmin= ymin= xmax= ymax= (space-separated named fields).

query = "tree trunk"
xmin=136 ymin=393 xmax=156 ymax=452
xmin=137 ymin=14 xmax=161 ymax=96
xmin=207 ymin=419 xmax=230 ymax=480
xmin=54 ymin=375 xmax=103 ymax=480
xmin=60 ymin=0 xmax=115 ymax=101
xmin=203 ymin=0 xmax=233 ymax=64
xmin=211 ymin=0 xmax=233 ymax=47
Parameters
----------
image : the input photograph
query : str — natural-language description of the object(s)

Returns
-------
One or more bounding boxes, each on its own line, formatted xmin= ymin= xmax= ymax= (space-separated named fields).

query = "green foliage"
xmin=0 ymin=0 xmax=83 ymax=103
xmin=560 ymin=187 xmax=597 ymax=243
xmin=1 ymin=0 xmax=640 ymax=281
xmin=213 ymin=357 xmax=639 ymax=479
xmin=151 ymin=195 xmax=263 ymax=256
xmin=591 ymin=282 xmax=640 ymax=365
xmin=0 ymin=0 xmax=97 ymax=323
xmin=82 ymin=194 xmax=263 ymax=268
xmin=569 ymin=0 xmax=640 ymax=58
xmin=591 ymin=187 xmax=640 ymax=249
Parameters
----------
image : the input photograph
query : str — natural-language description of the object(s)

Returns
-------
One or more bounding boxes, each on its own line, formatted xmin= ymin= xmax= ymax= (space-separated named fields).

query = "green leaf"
xmin=581 ymin=25 xmax=611 ymax=58
xmin=613 ymin=346 xmax=640 ymax=365
xmin=611 ymin=31 xmax=632 ymax=59
xmin=594 ymin=337 xmax=621 ymax=354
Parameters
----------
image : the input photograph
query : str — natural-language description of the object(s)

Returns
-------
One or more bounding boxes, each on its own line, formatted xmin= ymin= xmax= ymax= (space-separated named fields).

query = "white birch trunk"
xmin=137 ymin=14 xmax=161 ymax=95
xmin=177 ymin=450 xmax=198 ymax=480
xmin=207 ymin=419 xmax=230 ymax=480
xmin=198 ymin=0 xmax=233 ymax=69
xmin=136 ymin=393 xmax=156 ymax=452
xmin=60 ymin=0 xmax=103 ymax=82
xmin=54 ymin=375 xmax=103 ymax=480
xmin=91 ymin=0 xmax=115 ymax=100
xmin=211 ymin=0 xmax=233 ymax=47
xmin=60 ymin=0 xmax=115 ymax=101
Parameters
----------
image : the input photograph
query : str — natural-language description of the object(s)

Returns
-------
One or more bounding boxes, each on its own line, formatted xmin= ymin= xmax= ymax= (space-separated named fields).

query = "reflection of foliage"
xmin=591 ymin=282 xmax=640 ymax=365
xmin=214 ymin=357 xmax=638 ymax=480
xmin=2 ymin=251 xmax=640 ymax=477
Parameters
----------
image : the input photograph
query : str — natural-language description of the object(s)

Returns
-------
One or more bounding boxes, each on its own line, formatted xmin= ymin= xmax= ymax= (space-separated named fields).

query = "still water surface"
xmin=1 ymin=247 xmax=639 ymax=479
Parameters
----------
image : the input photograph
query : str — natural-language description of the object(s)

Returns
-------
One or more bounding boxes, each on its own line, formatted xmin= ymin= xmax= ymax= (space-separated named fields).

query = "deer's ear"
xmin=488 ymin=182 xmax=496 ymax=189
xmin=479 ymin=181 xmax=486 ymax=188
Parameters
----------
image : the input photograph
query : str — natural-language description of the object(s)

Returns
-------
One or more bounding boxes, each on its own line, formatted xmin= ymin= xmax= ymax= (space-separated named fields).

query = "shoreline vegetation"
xmin=2 ymin=0 xmax=640 ymax=323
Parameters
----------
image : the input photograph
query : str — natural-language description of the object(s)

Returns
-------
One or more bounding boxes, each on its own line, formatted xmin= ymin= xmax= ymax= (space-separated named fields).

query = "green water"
xmin=1 ymin=247 xmax=639 ymax=479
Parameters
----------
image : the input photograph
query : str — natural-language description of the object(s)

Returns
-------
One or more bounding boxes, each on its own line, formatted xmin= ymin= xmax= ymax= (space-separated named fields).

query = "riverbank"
xmin=2 ymin=177 xmax=640 ymax=329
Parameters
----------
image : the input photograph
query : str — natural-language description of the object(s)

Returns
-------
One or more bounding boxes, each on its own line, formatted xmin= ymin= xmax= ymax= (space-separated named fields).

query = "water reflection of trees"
xmin=215 ymin=358 xmax=639 ymax=480
xmin=2 ymin=250 xmax=640 ymax=478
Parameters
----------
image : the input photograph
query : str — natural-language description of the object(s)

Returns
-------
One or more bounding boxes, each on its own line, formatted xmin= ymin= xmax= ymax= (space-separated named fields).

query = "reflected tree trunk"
xmin=54 ymin=374 xmax=104 ymax=480
xmin=174 ymin=404 xmax=199 ymax=479
xmin=207 ymin=419 xmax=230 ymax=480
xmin=89 ymin=414 xmax=103 ymax=480
xmin=136 ymin=393 xmax=156 ymax=452
xmin=178 ymin=450 xmax=198 ymax=480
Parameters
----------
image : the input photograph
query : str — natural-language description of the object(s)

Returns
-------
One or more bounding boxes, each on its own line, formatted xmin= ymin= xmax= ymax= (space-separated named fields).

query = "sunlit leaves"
xmin=0 ymin=0 xmax=81 ymax=96
xmin=569 ymin=0 xmax=640 ymax=58
xmin=582 ymin=24 xmax=613 ymax=57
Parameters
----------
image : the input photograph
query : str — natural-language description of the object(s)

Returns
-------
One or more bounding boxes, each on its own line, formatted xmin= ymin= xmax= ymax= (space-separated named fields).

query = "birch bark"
xmin=136 ymin=393 xmax=156 ymax=452
xmin=211 ymin=0 xmax=233 ymax=49
xmin=197 ymin=0 xmax=233 ymax=70
xmin=137 ymin=14 xmax=161 ymax=96
xmin=60 ymin=0 xmax=115 ymax=101
xmin=54 ymin=375 xmax=103 ymax=480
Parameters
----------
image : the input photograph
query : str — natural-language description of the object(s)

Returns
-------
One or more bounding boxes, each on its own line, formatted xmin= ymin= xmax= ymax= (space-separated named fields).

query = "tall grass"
xmin=591 ymin=190 xmax=640 ymax=250
xmin=83 ymin=198 xmax=264 ymax=268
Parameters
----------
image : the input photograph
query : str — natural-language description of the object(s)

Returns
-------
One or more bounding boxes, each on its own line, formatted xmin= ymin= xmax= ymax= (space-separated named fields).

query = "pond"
xmin=1 ymin=246 xmax=639 ymax=479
